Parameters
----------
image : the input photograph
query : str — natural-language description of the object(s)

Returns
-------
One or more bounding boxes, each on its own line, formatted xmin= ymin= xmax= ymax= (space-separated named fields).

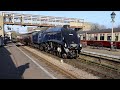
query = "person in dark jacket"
xmin=8 ymin=14 xmax=12 ymax=22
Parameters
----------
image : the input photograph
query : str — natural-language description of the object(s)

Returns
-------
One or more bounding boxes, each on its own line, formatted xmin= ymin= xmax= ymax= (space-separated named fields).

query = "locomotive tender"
xmin=19 ymin=25 xmax=82 ymax=59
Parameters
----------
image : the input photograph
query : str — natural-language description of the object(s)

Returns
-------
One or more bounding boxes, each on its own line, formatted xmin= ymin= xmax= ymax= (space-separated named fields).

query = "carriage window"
xmin=107 ymin=36 xmax=111 ymax=41
xmin=83 ymin=37 xmax=86 ymax=40
xmin=100 ymin=36 xmax=104 ymax=40
xmin=94 ymin=36 xmax=97 ymax=40
xmin=115 ymin=36 xmax=118 ymax=41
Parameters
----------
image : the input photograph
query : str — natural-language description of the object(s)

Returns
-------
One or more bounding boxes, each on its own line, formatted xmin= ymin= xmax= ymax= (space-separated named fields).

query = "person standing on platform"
xmin=8 ymin=14 xmax=12 ymax=23
xmin=4 ymin=15 xmax=6 ymax=22
xmin=20 ymin=16 xmax=23 ymax=24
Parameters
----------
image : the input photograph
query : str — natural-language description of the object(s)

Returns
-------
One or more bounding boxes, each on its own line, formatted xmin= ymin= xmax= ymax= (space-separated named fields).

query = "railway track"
xmin=55 ymin=53 xmax=119 ymax=78
xmin=19 ymin=46 xmax=78 ymax=79
xmin=79 ymin=52 xmax=120 ymax=74
xmin=65 ymin=56 xmax=120 ymax=79
xmin=16 ymin=43 xmax=120 ymax=79
xmin=18 ymin=45 xmax=99 ymax=79
xmin=64 ymin=58 xmax=119 ymax=79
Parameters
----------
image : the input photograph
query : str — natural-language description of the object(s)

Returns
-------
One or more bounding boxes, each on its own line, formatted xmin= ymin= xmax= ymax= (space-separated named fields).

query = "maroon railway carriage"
xmin=79 ymin=28 xmax=120 ymax=49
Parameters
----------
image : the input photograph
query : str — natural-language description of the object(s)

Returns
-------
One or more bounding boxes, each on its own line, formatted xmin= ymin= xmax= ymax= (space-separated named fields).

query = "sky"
xmin=0 ymin=11 xmax=120 ymax=33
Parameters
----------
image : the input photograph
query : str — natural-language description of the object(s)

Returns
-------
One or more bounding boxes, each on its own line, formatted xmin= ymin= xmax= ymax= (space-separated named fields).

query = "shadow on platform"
xmin=0 ymin=46 xmax=29 ymax=79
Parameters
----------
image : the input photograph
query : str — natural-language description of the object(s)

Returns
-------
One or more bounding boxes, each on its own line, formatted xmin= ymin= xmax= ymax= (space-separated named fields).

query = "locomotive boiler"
xmin=20 ymin=25 xmax=82 ymax=59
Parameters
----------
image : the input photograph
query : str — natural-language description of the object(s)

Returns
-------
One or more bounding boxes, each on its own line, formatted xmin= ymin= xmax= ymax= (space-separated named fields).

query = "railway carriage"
xmin=79 ymin=28 xmax=120 ymax=48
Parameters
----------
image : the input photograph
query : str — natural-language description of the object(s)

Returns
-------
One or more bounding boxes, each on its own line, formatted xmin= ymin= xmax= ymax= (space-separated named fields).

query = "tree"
xmin=117 ymin=25 xmax=120 ymax=28
xmin=91 ymin=23 xmax=100 ymax=30
xmin=100 ymin=25 xmax=106 ymax=30
xmin=91 ymin=23 xmax=106 ymax=30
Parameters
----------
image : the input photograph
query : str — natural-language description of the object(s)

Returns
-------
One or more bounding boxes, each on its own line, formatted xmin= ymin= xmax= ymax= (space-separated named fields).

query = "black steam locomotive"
xmin=20 ymin=25 xmax=82 ymax=59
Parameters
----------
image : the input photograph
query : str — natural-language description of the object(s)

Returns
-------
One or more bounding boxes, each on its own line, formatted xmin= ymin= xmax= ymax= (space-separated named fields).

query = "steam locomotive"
xmin=19 ymin=25 xmax=82 ymax=59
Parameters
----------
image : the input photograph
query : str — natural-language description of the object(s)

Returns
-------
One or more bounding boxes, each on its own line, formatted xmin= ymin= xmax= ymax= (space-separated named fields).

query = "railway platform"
xmin=82 ymin=46 xmax=120 ymax=60
xmin=0 ymin=45 xmax=21 ymax=79
xmin=0 ymin=43 xmax=56 ymax=79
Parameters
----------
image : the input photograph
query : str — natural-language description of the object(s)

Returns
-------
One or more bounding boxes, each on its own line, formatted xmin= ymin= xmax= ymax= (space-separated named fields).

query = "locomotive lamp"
xmin=110 ymin=11 xmax=116 ymax=50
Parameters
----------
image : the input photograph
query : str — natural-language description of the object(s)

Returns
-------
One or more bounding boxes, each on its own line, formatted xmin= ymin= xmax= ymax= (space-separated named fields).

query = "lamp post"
xmin=110 ymin=11 xmax=116 ymax=50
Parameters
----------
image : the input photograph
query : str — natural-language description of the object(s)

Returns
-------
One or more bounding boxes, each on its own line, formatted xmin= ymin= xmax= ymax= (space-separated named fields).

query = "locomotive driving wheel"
xmin=39 ymin=45 xmax=44 ymax=51
xmin=53 ymin=51 xmax=57 ymax=56
xmin=57 ymin=52 xmax=62 ymax=58
xmin=62 ymin=53 xmax=67 ymax=59
xmin=57 ymin=46 xmax=62 ymax=58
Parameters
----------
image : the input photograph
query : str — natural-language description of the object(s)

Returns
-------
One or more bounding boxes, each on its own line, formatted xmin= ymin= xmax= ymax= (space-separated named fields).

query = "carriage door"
xmin=107 ymin=33 xmax=111 ymax=41
xmin=100 ymin=33 xmax=104 ymax=41
xmin=94 ymin=34 xmax=97 ymax=40
xmin=115 ymin=33 xmax=118 ymax=41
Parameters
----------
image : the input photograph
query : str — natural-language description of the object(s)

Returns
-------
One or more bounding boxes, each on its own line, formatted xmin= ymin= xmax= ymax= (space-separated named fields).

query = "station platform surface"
xmin=82 ymin=46 xmax=120 ymax=59
xmin=0 ymin=43 xmax=54 ymax=79
xmin=0 ymin=45 xmax=21 ymax=79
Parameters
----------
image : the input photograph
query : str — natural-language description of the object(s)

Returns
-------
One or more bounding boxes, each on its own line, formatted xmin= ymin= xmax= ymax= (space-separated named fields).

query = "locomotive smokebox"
xmin=63 ymin=25 xmax=70 ymax=29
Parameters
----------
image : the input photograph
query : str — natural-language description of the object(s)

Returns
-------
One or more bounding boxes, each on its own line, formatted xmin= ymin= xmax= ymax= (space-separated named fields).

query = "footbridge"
xmin=0 ymin=12 xmax=84 ymax=37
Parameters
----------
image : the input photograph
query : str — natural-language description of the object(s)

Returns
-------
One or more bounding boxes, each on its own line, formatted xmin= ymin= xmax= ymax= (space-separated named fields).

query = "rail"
xmin=81 ymin=50 xmax=120 ymax=62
